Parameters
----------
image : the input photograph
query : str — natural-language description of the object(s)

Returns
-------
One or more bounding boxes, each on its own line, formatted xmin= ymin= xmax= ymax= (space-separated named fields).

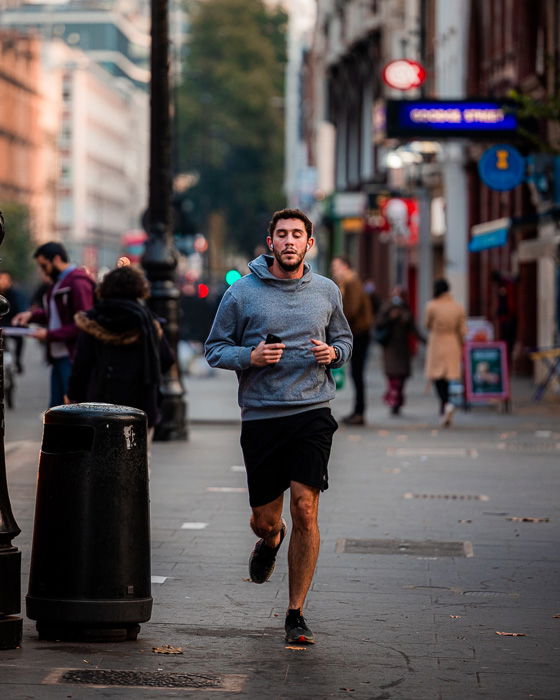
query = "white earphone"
xmin=306 ymin=244 xmax=310 ymax=250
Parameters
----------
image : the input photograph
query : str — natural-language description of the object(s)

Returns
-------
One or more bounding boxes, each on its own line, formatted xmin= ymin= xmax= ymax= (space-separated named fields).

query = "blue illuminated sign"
xmin=386 ymin=100 xmax=520 ymax=139
xmin=478 ymin=145 xmax=525 ymax=191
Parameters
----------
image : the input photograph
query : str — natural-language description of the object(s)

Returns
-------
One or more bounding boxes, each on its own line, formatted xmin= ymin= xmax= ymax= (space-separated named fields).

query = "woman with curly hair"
xmin=66 ymin=265 xmax=174 ymax=430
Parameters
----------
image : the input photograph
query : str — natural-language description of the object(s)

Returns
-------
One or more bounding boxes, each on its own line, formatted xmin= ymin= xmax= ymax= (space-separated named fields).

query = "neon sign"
xmin=386 ymin=100 xmax=520 ymax=139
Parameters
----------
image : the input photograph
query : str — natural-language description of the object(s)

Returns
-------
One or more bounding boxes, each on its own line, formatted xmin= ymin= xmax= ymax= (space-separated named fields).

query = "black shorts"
xmin=240 ymin=408 xmax=338 ymax=508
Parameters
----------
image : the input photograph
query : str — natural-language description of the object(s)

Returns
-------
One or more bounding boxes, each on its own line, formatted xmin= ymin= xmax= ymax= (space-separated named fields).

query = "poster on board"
xmin=464 ymin=341 xmax=510 ymax=402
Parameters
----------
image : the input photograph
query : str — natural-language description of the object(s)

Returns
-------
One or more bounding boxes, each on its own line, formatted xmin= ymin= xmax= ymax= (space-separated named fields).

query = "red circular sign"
xmin=382 ymin=60 xmax=426 ymax=91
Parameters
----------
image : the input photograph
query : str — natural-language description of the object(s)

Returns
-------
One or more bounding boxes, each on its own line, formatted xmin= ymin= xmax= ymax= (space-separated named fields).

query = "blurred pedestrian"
xmin=491 ymin=270 xmax=518 ymax=362
xmin=12 ymin=242 xmax=95 ymax=407
xmin=66 ymin=265 xmax=174 ymax=434
xmin=424 ymin=278 xmax=467 ymax=427
xmin=376 ymin=286 xmax=424 ymax=416
xmin=205 ymin=208 xmax=352 ymax=645
xmin=331 ymin=256 xmax=373 ymax=426
xmin=364 ymin=278 xmax=382 ymax=317
xmin=0 ymin=271 xmax=28 ymax=373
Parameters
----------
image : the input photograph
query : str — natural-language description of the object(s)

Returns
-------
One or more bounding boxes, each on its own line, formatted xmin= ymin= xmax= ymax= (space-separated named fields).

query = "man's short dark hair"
xmin=98 ymin=265 xmax=150 ymax=301
xmin=268 ymin=208 xmax=313 ymax=239
xmin=34 ymin=241 xmax=68 ymax=262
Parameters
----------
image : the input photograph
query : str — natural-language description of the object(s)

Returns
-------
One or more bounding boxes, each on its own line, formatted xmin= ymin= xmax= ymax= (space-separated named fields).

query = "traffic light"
xmin=197 ymin=283 xmax=209 ymax=299
xmin=225 ymin=269 xmax=242 ymax=286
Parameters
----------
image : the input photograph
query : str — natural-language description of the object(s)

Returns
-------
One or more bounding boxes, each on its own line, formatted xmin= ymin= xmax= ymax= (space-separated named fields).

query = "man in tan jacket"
xmin=331 ymin=257 xmax=373 ymax=425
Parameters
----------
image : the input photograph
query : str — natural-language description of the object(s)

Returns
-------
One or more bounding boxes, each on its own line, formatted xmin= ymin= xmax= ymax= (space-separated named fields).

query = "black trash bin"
xmin=26 ymin=403 xmax=152 ymax=641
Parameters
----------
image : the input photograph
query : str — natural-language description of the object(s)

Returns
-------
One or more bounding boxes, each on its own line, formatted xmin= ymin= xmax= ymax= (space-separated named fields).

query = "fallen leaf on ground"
xmin=553 ymin=614 xmax=560 ymax=618
xmin=506 ymin=516 xmax=550 ymax=523
xmin=340 ymin=689 xmax=355 ymax=692
xmin=152 ymin=645 xmax=184 ymax=654
xmin=458 ymin=520 xmax=472 ymax=524
xmin=496 ymin=631 xmax=526 ymax=637
xmin=450 ymin=615 xmax=462 ymax=619
xmin=285 ymin=646 xmax=307 ymax=651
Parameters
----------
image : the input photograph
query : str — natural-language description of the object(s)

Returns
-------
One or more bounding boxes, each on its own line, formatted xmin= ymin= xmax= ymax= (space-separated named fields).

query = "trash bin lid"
xmin=43 ymin=403 xmax=147 ymax=427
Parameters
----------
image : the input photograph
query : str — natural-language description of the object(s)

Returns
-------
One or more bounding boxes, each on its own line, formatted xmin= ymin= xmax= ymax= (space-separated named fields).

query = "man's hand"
xmin=12 ymin=310 xmax=32 ymax=326
xmin=310 ymin=338 xmax=336 ymax=365
xmin=250 ymin=340 xmax=285 ymax=367
xmin=31 ymin=328 xmax=47 ymax=342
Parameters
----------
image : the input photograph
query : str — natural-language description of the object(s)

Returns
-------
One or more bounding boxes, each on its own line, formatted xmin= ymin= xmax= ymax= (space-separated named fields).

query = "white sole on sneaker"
xmin=441 ymin=402 xmax=455 ymax=427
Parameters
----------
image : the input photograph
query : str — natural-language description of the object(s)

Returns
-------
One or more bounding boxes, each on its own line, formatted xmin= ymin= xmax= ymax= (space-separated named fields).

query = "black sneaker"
xmin=249 ymin=518 xmax=287 ymax=584
xmin=285 ymin=609 xmax=315 ymax=644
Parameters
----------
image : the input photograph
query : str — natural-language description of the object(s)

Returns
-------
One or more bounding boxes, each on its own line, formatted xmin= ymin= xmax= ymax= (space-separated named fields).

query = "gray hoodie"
xmin=205 ymin=255 xmax=353 ymax=420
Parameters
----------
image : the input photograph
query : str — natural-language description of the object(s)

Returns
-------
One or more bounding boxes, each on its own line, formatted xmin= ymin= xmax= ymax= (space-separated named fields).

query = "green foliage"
xmin=507 ymin=89 xmax=560 ymax=153
xmin=0 ymin=202 xmax=35 ymax=283
xmin=177 ymin=0 xmax=288 ymax=255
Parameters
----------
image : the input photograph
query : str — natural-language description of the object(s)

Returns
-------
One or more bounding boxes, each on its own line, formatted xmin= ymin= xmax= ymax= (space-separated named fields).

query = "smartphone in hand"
xmin=265 ymin=333 xmax=282 ymax=344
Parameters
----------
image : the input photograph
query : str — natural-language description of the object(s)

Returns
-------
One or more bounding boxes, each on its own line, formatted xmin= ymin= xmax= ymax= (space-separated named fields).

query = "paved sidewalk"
xmin=1 ymin=344 xmax=559 ymax=699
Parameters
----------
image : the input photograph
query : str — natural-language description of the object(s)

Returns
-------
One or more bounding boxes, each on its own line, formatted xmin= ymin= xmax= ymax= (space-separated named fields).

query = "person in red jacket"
xmin=12 ymin=242 xmax=95 ymax=407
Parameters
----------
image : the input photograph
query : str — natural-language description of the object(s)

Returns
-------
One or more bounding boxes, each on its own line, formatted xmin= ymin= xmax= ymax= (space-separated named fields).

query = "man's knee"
xmin=250 ymin=509 xmax=282 ymax=538
xmin=290 ymin=489 xmax=318 ymax=531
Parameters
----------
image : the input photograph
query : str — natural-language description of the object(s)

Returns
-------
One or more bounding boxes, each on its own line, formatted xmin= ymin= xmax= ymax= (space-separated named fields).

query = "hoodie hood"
xmin=248 ymin=254 xmax=313 ymax=289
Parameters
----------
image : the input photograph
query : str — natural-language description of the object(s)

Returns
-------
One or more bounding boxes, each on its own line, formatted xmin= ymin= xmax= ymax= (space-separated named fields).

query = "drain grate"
xmin=403 ymin=492 xmax=489 ymax=501
xmin=45 ymin=669 xmax=246 ymax=691
xmin=462 ymin=590 xmax=519 ymax=599
xmin=336 ymin=538 xmax=473 ymax=558
xmin=497 ymin=441 xmax=560 ymax=453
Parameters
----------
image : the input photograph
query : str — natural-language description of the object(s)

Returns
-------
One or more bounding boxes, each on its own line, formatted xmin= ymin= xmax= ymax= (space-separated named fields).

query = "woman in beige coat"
xmin=424 ymin=279 xmax=467 ymax=426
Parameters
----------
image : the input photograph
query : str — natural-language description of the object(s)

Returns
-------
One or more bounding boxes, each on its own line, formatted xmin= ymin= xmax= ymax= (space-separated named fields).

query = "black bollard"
xmin=26 ymin=403 xmax=152 ymax=642
xmin=0 ymin=318 xmax=23 ymax=650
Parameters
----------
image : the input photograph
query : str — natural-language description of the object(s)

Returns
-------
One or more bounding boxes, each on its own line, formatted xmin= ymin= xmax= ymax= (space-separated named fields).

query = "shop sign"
xmin=466 ymin=317 xmax=494 ymax=343
xmin=382 ymin=60 xmax=426 ymax=91
xmin=469 ymin=217 xmax=510 ymax=252
xmin=378 ymin=197 xmax=419 ymax=245
xmin=386 ymin=100 xmax=519 ymax=139
xmin=464 ymin=341 xmax=510 ymax=403
xmin=478 ymin=144 xmax=525 ymax=191
xmin=333 ymin=192 xmax=367 ymax=218
xmin=342 ymin=217 xmax=363 ymax=233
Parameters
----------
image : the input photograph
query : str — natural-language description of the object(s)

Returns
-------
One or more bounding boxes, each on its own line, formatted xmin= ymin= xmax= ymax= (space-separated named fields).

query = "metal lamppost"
xmin=0 ymin=212 xmax=22 ymax=649
xmin=142 ymin=0 xmax=187 ymax=440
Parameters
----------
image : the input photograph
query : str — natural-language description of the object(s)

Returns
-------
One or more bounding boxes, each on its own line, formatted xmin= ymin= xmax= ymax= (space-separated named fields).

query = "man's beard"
xmin=274 ymin=249 xmax=305 ymax=272
xmin=49 ymin=267 xmax=61 ymax=282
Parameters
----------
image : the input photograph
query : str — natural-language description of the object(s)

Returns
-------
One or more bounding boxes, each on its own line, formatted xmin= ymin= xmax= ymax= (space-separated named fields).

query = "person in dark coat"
xmin=66 ymin=265 xmax=174 ymax=430
xmin=331 ymin=256 xmax=373 ymax=425
xmin=376 ymin=286 xmax=424 ymax=415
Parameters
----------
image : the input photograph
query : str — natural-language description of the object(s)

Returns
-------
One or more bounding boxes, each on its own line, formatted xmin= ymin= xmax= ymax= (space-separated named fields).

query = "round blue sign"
xmin=478 ymin=145 xmax=525 ymax=191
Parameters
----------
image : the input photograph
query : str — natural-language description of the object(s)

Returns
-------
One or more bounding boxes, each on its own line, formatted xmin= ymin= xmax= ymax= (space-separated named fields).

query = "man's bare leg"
xmin=248 ymin=493 xmax=286 ymax=585
xmin=287 ymin=481 xmax=320 ymax=611
xmin=250 ymin=493 xmax=284 ymax=547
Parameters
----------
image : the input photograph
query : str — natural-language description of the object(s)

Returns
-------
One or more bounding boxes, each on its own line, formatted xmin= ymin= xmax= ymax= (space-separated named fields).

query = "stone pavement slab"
xmin=1 ymin=343 xmax=560 ymax=699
